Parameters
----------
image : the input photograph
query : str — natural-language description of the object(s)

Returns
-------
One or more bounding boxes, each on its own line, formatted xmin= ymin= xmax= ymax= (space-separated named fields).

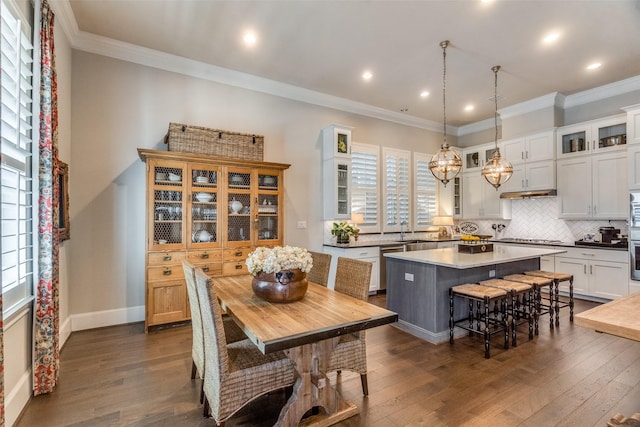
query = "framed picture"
xmin=58 ymin=160 xmax=70 ymax=241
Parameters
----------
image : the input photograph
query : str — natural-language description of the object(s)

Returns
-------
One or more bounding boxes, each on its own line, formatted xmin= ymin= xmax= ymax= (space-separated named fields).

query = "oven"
xmin=631 ymin=228 xmax=640 ymax=280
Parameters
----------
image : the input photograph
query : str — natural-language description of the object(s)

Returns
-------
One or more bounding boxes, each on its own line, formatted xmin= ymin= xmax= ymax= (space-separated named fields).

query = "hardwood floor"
xmin=15 ymin=296 xmax=640 ymax=427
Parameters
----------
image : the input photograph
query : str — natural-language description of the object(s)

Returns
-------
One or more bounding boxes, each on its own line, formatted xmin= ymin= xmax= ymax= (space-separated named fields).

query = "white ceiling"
xmin=65 ymin=0 xmax=640 ymax=128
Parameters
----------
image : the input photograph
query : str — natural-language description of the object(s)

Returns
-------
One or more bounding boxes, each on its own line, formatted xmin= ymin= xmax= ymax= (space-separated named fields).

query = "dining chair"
xmin=307 ymin=251 xmax=332 ymax=287
xmin=182 ymin=261 xmax=247 ymax=405
xmin=328 ymin=256 xmax=372 ymax=395
xmin=194 ymin=268 xmax=297 ymax=425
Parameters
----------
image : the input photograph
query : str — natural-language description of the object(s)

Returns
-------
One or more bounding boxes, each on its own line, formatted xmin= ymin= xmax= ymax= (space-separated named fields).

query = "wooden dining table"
xmin=574 ymin=290 xmax=640 ymax=342
xmin=212 ymin=275 xmax=398 ymax=426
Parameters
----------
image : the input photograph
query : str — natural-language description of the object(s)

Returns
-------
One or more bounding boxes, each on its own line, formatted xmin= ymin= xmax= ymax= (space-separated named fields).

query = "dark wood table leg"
xmin=277 ymin=338 xmax=359 ymax=427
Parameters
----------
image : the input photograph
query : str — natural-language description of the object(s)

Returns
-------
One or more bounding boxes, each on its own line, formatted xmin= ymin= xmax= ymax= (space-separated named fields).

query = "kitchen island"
xmin=385 ymin=245 xmax=566 ymax=343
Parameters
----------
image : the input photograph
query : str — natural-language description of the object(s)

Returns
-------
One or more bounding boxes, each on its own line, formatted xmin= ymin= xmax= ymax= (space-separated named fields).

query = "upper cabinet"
xmin=462 ymin=143 xmax=498 ymax=172
xmin=557 ymin=114 xmax=626 ymax=158
xmin=323 ymin=125 xmax=353 ymax=220
xmin=501 ymin=130 xmax=555 ymax=164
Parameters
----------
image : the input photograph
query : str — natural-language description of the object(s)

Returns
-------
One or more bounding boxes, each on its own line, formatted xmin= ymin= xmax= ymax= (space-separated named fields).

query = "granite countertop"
xmin=323 ymin=238 xmax=458 ymax=249
xmin=384 ymin=245 xmax=566 ymax=269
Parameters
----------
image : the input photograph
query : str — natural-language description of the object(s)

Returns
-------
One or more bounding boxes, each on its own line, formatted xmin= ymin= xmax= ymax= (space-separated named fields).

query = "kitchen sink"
xmin=405 ymin=242 xmax=438 ymax=251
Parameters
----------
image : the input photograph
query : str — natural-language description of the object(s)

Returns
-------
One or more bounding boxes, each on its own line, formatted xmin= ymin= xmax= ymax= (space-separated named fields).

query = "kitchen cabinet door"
xmin=628 ymin=145 xmax=640 ymax=190
xmin=462 ymin=172 xmax=501 ymax=218
xmin=590 ymin=260 xmax=628 ymax=300
xmin=625 ymin=104 xmax=640 ymax=145
xmin=555 ymin=257 xmax=589 ymax=295
xmin=499 ymin=160 xmax=555 ymax=193
xmin=591 ymin=151 xmax=627 ymax=219
xmin=557 ymin=157 xmax=592 ymax=219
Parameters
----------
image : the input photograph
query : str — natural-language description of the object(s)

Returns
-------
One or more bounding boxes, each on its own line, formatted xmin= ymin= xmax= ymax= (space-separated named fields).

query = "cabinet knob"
xmin=163 ymin=268 xmax=172 ymax=276
xmin=235 ymin=251 xmax=243 ymax=257
xmin=235 ymin=264 xmax=243 ymax=270
xmin=201 ymin=253 xmax=209 ymax=259
xmin=163 ymin=255 xmax=172 ymax=261
xmin=202 ymin=267 xmax=209 ymax=272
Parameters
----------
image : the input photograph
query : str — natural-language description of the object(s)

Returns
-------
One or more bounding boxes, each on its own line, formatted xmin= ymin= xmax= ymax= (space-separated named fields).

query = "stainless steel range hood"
xmin=499 ymin=189 xmax=557 ymax=199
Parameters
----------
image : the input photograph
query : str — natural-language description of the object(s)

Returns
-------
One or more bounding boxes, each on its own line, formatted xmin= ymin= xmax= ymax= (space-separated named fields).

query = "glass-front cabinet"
xmin=558 ymin=114 xmax=627 ymax=158
xmin=139 ymin=149 xmax=289 ymax=330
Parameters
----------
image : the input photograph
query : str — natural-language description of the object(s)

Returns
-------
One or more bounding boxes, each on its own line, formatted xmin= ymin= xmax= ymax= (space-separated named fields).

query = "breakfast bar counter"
xmin=384 ymin=246 xmax=565 ymax=343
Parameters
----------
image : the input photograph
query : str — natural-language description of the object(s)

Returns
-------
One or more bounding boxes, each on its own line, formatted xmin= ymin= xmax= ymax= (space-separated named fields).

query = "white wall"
xmin=68 ymin=50 xmax=446 ymax=320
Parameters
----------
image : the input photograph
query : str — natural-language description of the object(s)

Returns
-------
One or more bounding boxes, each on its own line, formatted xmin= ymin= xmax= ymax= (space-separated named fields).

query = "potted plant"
xmin=331 ymin=221 xmax=360 ymax=245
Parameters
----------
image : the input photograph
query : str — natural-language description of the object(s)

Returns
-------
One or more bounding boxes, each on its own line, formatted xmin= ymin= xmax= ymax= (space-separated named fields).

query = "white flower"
xmin=246 ymin=246 xmax=313 ymax=275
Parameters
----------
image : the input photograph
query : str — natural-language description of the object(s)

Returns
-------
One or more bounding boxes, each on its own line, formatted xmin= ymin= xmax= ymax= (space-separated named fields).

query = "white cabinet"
xmin=462 ymin=143 xmax=498 ymax=172
xmin=323 ymin=246 xmax=380 ymax=293
xmin=557 ymin=151 xmax=627 ymax=219
xmin=500 ymin=160 xmax=556 ymax=193
xmin=557 ymin=114 xmax=627 ymax=158
xmin=462 ymin=172 xmax=503 ymax=218
xmin=502 ymin=130 xmax=555 ymax=164
xmin=629 ymin=145 xmax=640 ymax=190
xmin=555 ymin=247 xmax=628 ymax=300
xmin=322 ymin=125 xmax=353 ymax=220
xmin=623 ymin=104 xmax=640 ymax=145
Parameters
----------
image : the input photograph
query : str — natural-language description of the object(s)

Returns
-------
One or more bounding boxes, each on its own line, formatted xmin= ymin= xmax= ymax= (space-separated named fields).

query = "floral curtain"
xmin=34 ymin=0 xmax=60 ymax=396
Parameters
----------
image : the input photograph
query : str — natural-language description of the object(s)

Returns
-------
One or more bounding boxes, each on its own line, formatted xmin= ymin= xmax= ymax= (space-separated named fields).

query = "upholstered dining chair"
xmin=182 ymin=261 xmax=246 ymax=404
xmin=194 ymin=268 xmax=297 ymax=425
xmin=328 ymin=256 xmax=372 ymax=395
xmin=307 ymin=251 xmax=332 ymax=287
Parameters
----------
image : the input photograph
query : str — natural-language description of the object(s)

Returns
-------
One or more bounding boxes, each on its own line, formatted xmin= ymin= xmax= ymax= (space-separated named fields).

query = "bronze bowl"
xmin=251 ymin=269 xmax=308 ymax=303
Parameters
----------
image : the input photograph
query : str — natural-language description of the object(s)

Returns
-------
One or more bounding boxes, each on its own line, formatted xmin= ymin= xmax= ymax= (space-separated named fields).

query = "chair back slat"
xmin=307 ymin=251 xmax=332 ymax=287
xmin=334 ymin=257 xmax=372 ymax=301
xmin=182 ymin=261 xmax=204 ymax=377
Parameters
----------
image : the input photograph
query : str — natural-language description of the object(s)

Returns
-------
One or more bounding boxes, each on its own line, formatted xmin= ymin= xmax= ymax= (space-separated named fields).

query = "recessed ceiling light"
xmin=587 ymin=62 xmax=602 ymax=70
xmin=243 ymin=31 xmax=258 ymax=47
xmin=420 ymin=91 xmax=430 ymax=98
xmin=543 ymin=32 xmax=560 ymax=44
xmin=362 ymin=71 xmax=373 ymax=80
xmin=464 ymin=104 xmax=474 ymax=112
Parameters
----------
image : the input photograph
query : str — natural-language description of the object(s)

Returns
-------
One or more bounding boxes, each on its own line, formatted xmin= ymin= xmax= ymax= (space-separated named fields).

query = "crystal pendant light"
xmin=481 ymin=65 xmax=513 ymax=190
xmin=429 ymin=40 xmax=462 ymax=187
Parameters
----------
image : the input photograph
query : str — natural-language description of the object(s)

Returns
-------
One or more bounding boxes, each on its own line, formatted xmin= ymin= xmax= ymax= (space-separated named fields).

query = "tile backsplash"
xmin=471 ymin=197 xmax=628 ymax=243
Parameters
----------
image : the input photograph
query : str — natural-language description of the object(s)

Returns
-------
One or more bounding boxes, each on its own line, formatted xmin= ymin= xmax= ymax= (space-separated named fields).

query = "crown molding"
xmin=563 ymin=75 xmax=640 ymax=109
xmin=50 ymin=0 xmax=640 ymax=136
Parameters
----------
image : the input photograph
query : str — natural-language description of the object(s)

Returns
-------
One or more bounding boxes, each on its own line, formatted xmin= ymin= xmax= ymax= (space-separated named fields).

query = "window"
xmin=413 ymin=153 xmax=438 ymax=231
xmin=1 ymin=0 xmax=35 ymax=318
xmin=382 ymin=148 xmax=410 ymax=232
xmin=351 ymin=142 xmax=379 ymax=233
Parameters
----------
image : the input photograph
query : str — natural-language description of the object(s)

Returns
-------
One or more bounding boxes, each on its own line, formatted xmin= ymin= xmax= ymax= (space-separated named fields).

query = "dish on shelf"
xmin=195 ymin=176 xmax=208 ymax=183
xmin=192 ymin=229 xmax=213 ymax=243
xmin=167 ymin=172 xmax=181 ymax=182
xmin=157 ymin=239 xmax=168 ymax=244
xmin=258 ymin=207 xmax=277 ymax=214
xmin=263 ymin=176 xmax=275 ymax=185
xmin=230 ymin=174 xmax=244 ymax=184
xmin=458 ymin=221 xmax=479 ymax=235
xmin=195 ymin=192 xmax=213 ymax=202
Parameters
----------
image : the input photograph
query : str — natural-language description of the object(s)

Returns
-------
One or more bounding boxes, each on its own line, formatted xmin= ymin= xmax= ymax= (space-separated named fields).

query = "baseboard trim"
xmin=70 ymin=305 xmax=145 ymax=331
xmin=393 ymin=320 xmax=467 ymax=344
xmin=5 ymin=368 xmax=32 ymax=427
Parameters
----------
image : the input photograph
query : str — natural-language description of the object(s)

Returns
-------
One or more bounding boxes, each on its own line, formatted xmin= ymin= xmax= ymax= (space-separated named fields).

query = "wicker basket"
xmin=164 ymin=122 xmax=264 ymax=161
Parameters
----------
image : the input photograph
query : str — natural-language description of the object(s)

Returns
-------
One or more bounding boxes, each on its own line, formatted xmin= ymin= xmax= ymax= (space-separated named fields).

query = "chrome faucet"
xmin=400 ymin=220 xmax=408 ymax=241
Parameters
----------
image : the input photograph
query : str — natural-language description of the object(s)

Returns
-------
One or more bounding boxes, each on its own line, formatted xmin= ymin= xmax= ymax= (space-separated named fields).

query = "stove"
xmin=497 ymin=238 xmax=564 ymax=245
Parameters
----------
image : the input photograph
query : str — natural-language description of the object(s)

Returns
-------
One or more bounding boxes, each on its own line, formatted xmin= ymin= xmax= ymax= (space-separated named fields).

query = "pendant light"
xmin=429 ymin=40 xmax=462 ymax=187
xmin=481 ymin=65 xmax=513 ymax=190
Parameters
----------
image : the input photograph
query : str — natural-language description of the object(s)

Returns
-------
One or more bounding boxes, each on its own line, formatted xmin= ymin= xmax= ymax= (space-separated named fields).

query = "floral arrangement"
xmin=331 ymin=221 xmax=360 ymax=241
xmin=246 ymin=245 xmax=313 ymax=275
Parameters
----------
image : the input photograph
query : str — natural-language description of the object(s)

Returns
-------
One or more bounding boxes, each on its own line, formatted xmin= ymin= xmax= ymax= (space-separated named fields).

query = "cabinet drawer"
xmin=223 ymin=261 xmax=249 ymax=275
xmin=191 ymin=262 xmax=223 ymax=277
xmin=223 ymin=247 xmax=254 ymax=261
xmin=148 ymin=251 xmax=186 ymax=266
xmin=187 ymin=249 xmax=222 ymax=263
xmin=336 ymin=246 xmax=380 ymax=259
xmin=564 ymin=247 xmax=628 ymax=263
xmin=148 ymin=265 xmax=186 ymax=282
